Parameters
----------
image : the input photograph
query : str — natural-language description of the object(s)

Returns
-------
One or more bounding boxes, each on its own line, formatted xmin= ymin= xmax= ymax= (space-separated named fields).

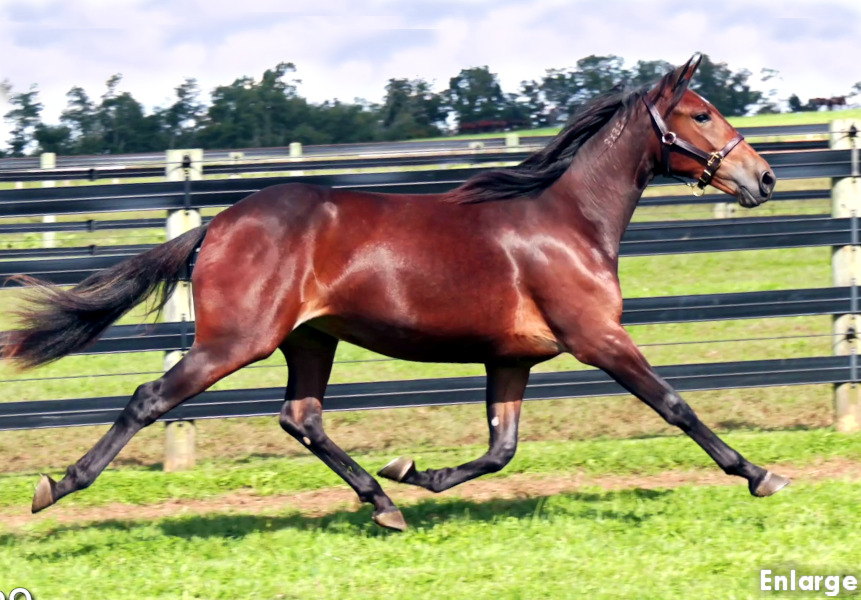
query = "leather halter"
xmin=643 ymin=97 xmax=744 ymax=196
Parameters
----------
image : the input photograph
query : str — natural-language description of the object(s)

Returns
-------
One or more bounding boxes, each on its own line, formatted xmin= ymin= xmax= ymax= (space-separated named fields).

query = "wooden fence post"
xmin=228 ymin=151 xmax=244 ymax=178
xmin=40 ymin=153 xmax=56 ymax=248
xmin=832 ymin=119 xmax=861 ymax=432
xmin=713 ymin=201 xmax=737 ymax=219
xmin=163 ymin=148 xmax=202 ymax=470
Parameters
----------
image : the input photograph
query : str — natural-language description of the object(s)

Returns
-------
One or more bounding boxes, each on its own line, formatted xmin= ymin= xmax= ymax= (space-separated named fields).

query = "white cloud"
xmin=1 ymin=0 xmax=860 ymax=144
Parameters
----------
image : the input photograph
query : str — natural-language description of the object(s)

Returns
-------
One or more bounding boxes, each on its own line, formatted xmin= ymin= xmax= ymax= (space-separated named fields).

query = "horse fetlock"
xmin=65 ymin=464 xmax=95 ymax=490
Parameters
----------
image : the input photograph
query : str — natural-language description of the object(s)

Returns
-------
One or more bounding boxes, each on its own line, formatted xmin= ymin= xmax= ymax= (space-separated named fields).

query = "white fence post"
xmin=40 ymin=153 xmax=56 ymax=248
xmin=831 ymin=119 xmax=861 ymax=432
xmin=163 ymin=148 xmax=202 ymax=470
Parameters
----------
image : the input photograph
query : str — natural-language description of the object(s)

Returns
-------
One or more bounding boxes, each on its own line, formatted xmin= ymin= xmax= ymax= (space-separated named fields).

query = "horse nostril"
xmin=759 ymin=170 xmax=776 ymax=197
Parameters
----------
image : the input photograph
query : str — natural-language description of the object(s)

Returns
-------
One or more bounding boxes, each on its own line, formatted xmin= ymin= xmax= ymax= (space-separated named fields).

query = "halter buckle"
xmin=706 ymin=152 xmax=722 ymax=168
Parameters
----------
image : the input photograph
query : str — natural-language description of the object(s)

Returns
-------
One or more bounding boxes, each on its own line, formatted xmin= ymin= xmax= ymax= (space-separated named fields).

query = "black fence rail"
xmin=0 ymin=355 xmax=846 ymax=431
xmin=0 ymin=139 xmax=832 ymax=183
xmin=0 ymin=148 xmax=847 ymax=219
xmin=0 ymin=131 xmax=855 ymax=434
xmin=0 ymin=122 xmax=834 ymax=176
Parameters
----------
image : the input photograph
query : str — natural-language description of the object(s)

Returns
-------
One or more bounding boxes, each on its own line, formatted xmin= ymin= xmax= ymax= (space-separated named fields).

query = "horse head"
xmin=646 ymin=54 xmax=776 ymax=208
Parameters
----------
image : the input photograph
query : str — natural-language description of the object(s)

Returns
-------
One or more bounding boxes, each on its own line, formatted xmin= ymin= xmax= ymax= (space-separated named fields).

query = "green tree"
xmin=97 ymin=75 xmax=164 ymax=153
xmin=689 ymin=54 xmax=762 ymax=116
xmin=4 ymin=84 xmax=43 ymax=156
xmin=61 ymin=86 xmax=102 ymax=154
xmin=308 ymin=99 xmax=381 ymax=144
xmin=517 ymin=79 xmax=549 ymax=128
xmin=379 ymin=78 xmax=444 ymax=140
xmin=850 ymin=82 xmax=861 ymax=107
xmin=158 ymin=77 xmax=205 ymax=148
xmin=200 ymin=62 xmax=310 ymax=148
xmin=629 ymin=59 xmax=674 ymax=88
xmin=787 ymin=94 xmax=806 ymax=113
xmin=445 ymin=66 xmax=506 ymax=128
xmin=573 ymin=55 xmax=626 ymax=101
xmin=528 ymin=55 xmax=628 ymax=126
xmin=34 ymin=123 xmax=73 ymax=154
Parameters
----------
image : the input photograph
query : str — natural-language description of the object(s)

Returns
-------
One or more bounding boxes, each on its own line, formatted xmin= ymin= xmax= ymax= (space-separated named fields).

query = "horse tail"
xmin=2 ymin=224 xmax=209 ymax=369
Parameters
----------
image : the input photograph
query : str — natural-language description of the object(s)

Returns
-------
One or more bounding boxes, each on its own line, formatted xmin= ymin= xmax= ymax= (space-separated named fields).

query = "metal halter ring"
xmin=661 ymin=132 xmax=677 ymax=146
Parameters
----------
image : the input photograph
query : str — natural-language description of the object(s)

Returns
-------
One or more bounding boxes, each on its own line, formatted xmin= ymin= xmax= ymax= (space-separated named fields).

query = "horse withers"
xmin=4 ymin=55 xmax=782 ymax=531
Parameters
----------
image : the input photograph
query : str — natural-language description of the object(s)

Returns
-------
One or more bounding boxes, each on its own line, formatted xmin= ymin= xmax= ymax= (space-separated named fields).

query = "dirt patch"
xmin=4 ymin=458 xmax=860 ymax=530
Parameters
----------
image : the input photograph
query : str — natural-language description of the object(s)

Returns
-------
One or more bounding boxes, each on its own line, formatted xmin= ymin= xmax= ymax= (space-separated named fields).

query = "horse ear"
xmin=668 ymin=53 xmax=702 ymax=105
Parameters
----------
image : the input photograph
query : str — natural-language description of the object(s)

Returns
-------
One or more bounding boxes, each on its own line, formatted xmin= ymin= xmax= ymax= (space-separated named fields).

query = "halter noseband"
xmin=643 ymin=97 xmax=744 ymax=196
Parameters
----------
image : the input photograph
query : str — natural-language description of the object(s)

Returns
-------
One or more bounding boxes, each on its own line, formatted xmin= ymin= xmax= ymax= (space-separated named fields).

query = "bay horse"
xmin=4 ymin=55 xmax=784 ymax=531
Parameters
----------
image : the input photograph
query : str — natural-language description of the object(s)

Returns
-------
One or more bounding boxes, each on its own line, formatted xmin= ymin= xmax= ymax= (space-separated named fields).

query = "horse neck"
xmin=549 ymin=105 xmax=657 ymax=260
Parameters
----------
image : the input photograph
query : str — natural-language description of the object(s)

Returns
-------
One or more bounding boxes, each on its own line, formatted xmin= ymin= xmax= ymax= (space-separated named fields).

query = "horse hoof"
xmin=32 ymin=474 xmax=58 ymax=513
xmin=751 ymin=471 xmax=790 ymax=497
xmin=373 ymin=507 xmax=408 ymax=532
xmin=378 ymin=457 xmax=415 ymax=483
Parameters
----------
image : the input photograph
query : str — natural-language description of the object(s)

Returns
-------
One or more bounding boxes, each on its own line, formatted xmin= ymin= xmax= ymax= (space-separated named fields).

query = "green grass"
xmin=0 ymin=429 xmax=856 ymax=510
xmin=2 ymin=429 xmax=861 ymax=599
xmin=3 ymin=482 xmax=860 ymax=600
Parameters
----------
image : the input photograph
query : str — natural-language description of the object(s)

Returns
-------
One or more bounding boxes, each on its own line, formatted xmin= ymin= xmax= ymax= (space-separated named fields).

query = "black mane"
xmin=444 ymin=83 xmax=654 ymax=204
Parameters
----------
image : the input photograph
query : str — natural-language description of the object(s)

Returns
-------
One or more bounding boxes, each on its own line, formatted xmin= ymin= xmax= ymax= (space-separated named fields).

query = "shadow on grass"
xmin=24 ymin=486 xmax=671 ymax=555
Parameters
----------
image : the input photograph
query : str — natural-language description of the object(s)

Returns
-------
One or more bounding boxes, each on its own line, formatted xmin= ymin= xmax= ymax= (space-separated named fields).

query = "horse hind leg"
xmin=32 ymin=339 xmax=266 ymax=513
xmin=278 ymin=327 xmax=406 ymax=531
xmin=379 ymin=363 xmax=528 ymax=493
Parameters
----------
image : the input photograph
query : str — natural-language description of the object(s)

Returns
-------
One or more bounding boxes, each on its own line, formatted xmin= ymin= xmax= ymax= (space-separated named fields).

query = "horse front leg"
xmin=566 ymin=322 xmax=789 ymax=496
xmin=379 ymin=363 xmax=528 ymax=492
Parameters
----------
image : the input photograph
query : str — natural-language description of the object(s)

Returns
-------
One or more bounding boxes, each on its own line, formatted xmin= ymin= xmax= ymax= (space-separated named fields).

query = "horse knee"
xmin=662 ymin=392 xmax=697 ymax=430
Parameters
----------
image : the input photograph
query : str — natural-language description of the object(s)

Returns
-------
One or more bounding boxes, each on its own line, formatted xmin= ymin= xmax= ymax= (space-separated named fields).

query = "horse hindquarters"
xmin=32 ymin=207 xmax=309 ymax=512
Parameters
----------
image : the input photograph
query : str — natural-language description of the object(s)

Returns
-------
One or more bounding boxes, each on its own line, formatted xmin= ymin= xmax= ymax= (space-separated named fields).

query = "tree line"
xmin=2 ymin=54 xmax=859 ymax=158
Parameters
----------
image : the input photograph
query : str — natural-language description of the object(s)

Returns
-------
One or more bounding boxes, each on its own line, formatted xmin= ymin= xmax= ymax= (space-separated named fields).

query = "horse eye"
xmin=694 ymin=113 xmax=711 ymax=123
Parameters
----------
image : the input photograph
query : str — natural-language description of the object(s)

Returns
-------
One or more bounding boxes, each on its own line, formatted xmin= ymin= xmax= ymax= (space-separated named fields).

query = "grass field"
xmin=0 ymin=109 xmax=858 ymax=599
xmin=2 ymin=429 xmax=861 ymax=599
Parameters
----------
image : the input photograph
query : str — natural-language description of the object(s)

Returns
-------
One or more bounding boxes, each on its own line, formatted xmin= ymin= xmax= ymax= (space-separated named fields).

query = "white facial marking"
xmin=491 ymin=416 xmax=500 ymax=427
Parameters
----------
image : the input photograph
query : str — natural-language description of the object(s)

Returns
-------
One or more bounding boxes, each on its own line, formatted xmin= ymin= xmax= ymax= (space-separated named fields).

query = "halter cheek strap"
xmin=644 ymin=97 xmax=744 ymax=196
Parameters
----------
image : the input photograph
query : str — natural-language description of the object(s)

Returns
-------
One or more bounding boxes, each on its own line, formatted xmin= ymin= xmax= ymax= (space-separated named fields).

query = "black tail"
xmin=2 ymin=225 xmax=208 ymax=369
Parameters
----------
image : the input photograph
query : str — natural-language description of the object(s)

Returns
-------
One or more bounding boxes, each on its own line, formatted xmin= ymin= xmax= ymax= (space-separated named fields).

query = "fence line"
xmin=0 ymin=127 xmax=858 ymax=454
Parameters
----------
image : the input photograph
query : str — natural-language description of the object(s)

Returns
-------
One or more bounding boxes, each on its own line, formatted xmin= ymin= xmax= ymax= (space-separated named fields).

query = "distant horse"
xmin=4 ymin=55 xmax=782 ymax=531
xmin=809 ymin=96 xmax=847 ymax=110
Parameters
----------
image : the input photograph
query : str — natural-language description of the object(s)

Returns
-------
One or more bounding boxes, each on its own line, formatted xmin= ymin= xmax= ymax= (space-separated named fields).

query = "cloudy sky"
xmin=1 ymin=0 xmax=860 ymax=141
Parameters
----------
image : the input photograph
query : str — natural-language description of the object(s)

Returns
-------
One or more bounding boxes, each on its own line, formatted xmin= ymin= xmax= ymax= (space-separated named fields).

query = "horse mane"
xmin=443 ymin=76 xmax=672 ymax=205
